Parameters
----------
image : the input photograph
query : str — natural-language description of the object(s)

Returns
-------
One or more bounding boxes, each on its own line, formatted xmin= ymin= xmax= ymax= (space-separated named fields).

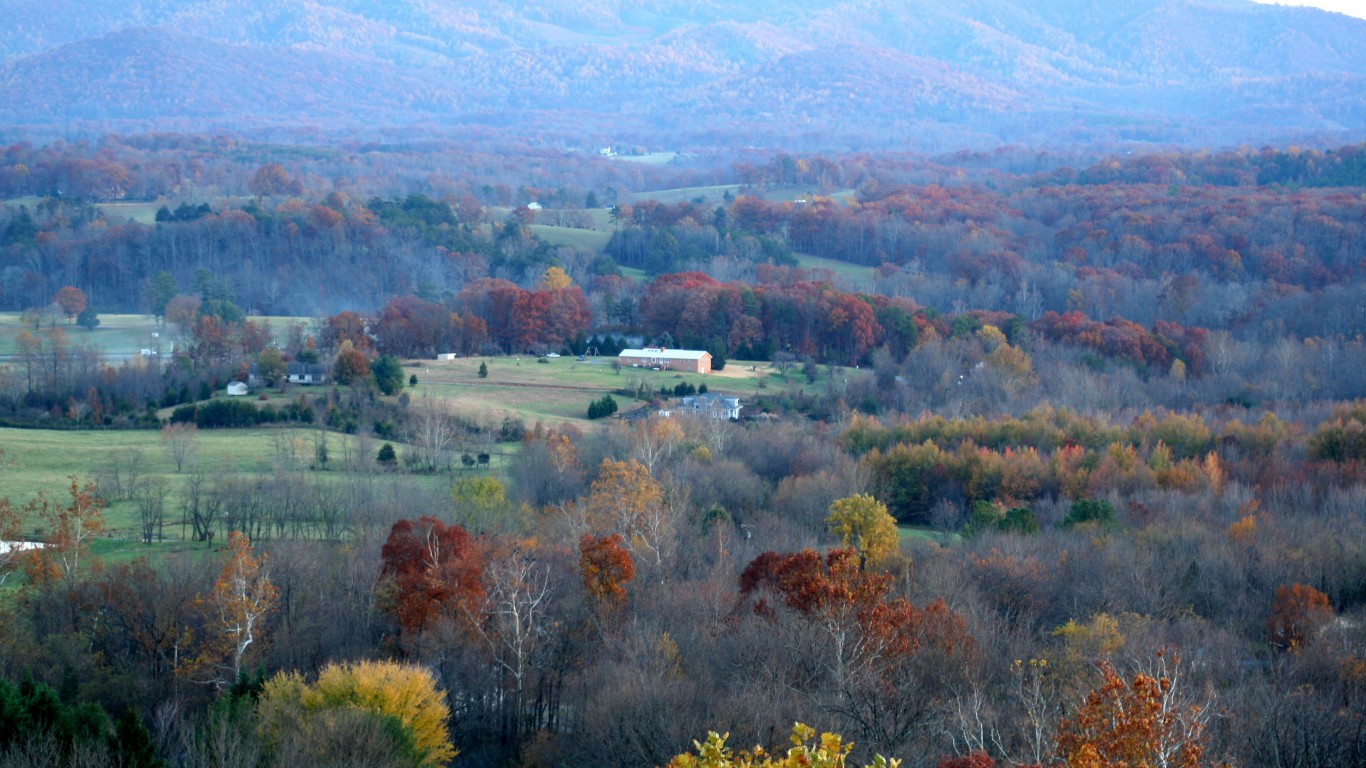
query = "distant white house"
xmin=226 ymin=381 xmax=249 ymax=396
xmin=0 ymin=541 xmax=44 ymax=554
xmin=287 ymin=362 xmax=328 ymax=385
xmin=437 ymin=353 xmax=459 ymax=361
xmin=662 ymin=393 xmax=742 ymax=420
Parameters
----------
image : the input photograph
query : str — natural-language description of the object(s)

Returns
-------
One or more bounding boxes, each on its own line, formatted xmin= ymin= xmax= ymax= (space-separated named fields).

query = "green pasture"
xmin=403 ymin=354 xmax=858 ymax=430
xmin=898 ymin=525 xmax=961 ymax=546
xmin=626 ymin=184 xmax=739 ymax=206
xmin=96 ymin=201 xmax=162 ymax=225
xmin=792 ymin=253 xmax=877 ymax=287
xmin=528 ymin=225 xmax=612 ymax=253
xmin=0 ymin=313 xmax=161 ymax=356
xmin=4 ymin=196 xmax=163 ymax=226
xmin=0 ymin=313 xmax=311 ymax=357
xmin=0 ymin=425 xmax=451 ymax=539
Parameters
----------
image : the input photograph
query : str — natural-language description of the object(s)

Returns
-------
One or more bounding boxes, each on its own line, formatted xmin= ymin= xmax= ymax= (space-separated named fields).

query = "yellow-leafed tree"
xmin=826 ymin=493 xmax=901 ymax=569
xmin=259 ymin=660 xmax=456 ymax=768
xmin=200 ymin=531 xmax=277 ymax=688
xmin=668 ymin=723 xmax=899 ymax=768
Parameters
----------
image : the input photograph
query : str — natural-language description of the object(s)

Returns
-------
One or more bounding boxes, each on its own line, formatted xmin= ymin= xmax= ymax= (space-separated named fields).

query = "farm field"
xmin=528 ymin=224 xmax=612 ymax=253
xmin=3 ymin=196 xmax=164 ymax=225
xmin=611 ymin=152 xmax=678 ymax=165
xmin=403 ymin=354 xmax=860 ymax=430
xmin=0 ymin=313 xmax=311 ymax=357
xmin=625 ymin=183 xmax=739 ymax=205
xmin=95 ymin=200 xmax=162 ymax=225
xmin=792 ymin=252 xmax=877 ymax=287
xmin=0 ymin=425 xmax=454 ymax=539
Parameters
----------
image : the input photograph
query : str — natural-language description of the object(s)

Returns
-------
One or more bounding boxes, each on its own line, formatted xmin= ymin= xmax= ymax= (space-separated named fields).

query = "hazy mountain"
xmin=1 ymin=0 xmax=1362 ymax=148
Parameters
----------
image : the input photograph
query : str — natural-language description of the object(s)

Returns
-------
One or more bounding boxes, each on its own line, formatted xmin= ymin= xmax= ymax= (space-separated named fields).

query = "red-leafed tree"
xmin=740 ymin=548 xmax=974 ymax=750
xmin=379 ymin=516 xmax=485 ymax=636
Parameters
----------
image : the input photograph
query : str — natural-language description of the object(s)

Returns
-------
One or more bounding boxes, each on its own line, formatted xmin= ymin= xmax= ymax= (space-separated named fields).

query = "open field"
xmin=403 ymin=354 xmax=861 ymax=430
xmin=0 ymin=313 xmax=311 ymax=357
xmin=626 ymin=184 xmax=738 ymax=206
xmin=0 ymin=313 xmax=163 ymax=356
xmin=97 ymin=201 xmax=162 ymax=225
xmin=4 ymin=196 xmax=164 ymax=226
xmin=0 ymin=425 xmax=456 ymax=538
xmin=612 ymin=152 xmax=678 ymax=165
xmin=793 ymin=253 xmax=877 ymax=287
xmin=528 ymin=224 xmax=612 ymax=253
xmin=898 ymin=525 xmax=961 ymax=546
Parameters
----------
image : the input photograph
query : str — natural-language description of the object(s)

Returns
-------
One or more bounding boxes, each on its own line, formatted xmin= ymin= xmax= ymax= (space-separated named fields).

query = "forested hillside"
xmin=0 ymin=136 xmax=1364 ymax=768
xmin=1 ymin=0 xmax=1364 ymax=147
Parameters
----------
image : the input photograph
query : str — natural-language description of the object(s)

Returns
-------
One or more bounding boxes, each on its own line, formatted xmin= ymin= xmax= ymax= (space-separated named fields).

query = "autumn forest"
xmin=0 ymin=131 xmax=1364 ymax=768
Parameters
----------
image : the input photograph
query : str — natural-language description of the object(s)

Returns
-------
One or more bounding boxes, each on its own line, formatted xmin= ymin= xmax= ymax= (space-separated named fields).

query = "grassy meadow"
xmin=0 ymin=313 xmax=310 ymax=357
xmin=528 ymin=224 xmax=612 ymax=253
xmin=402 ymin=354 xmax=859 ymax=431
xmin=3 ymin=196 xmax=163 ymax=226
xmin=0 ymin=426 xmax=394 ymax=535
xmin=792 ymin=253 xmax=877 ymax=287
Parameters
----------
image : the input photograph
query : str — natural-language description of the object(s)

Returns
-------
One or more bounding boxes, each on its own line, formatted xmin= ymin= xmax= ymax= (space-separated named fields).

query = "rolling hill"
xmin=0 ymin=0 xmax=1363 ymax=148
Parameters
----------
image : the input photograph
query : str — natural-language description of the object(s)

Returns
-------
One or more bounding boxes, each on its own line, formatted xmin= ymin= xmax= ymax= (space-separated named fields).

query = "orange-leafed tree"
xmin=24 ymin=477 xmax=105 ymax=589
xmin=1055 ymin=658 xmax=1206 ymax=768
xmin=1266 ymin=582 xmax=1334 ymax=651
xmin=936 ymin=753 xmax=994 ymax=768
xmin=378 ymin=516 xmax=485 ymax=636
xmin=201 ymin=531 xmax=278 ymax=688
xmin=579 ymin=533 xmax=635 ymax=605
xmin=53 ymin=286 xmax=87 ymax=322
xmin=0 ymin=498 xmax=22 ymax=585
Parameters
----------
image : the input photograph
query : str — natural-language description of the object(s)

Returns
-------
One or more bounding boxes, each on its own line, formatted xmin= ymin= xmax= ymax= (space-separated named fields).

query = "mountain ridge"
xmin=1 ymin=0 xmax=1363 ymax=148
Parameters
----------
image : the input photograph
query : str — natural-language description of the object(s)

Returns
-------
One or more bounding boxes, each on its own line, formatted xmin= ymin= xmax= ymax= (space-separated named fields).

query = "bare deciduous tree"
xmin=162 ymin=422 xmax=199 ymax=473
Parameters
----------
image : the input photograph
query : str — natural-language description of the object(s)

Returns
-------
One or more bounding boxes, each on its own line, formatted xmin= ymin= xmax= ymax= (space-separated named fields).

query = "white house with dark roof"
xmin=666 ymin=393 xmax=742 ymax=420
